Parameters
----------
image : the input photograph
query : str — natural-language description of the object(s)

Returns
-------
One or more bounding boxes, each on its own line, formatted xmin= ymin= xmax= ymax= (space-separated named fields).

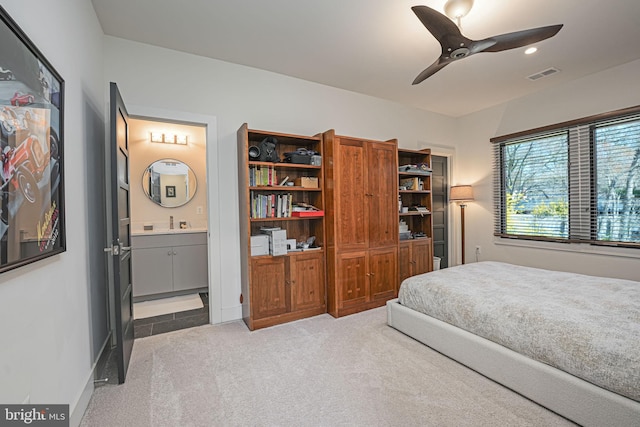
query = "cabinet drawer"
xmin=132 ymin=232 xmax=207 ymax=249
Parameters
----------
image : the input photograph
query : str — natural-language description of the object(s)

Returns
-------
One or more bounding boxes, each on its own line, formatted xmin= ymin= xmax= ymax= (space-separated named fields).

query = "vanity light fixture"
xmin=150 ymin=132 xmax=188 ymax=145
xmin=150 ymin=132 xmax=164 ymax=143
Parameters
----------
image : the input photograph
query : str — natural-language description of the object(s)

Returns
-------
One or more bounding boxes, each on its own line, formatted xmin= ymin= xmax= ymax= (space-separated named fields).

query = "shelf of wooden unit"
xmin=399 ymin=190 xmax=431 ymax=194
xmin=250 ymin=216 xmax=324 ymax=222
xmin=249 ymin=186 xmax=321 ymax=192
xmin=398 ymin=172 xmax=432 ymax=177
xmin=399 ymin=211 xmax=432 ymax=217
xmin=249 ymin=161 xmax=322 ymax=170
xmin=249 ymin=248 xmax=325 ymax=259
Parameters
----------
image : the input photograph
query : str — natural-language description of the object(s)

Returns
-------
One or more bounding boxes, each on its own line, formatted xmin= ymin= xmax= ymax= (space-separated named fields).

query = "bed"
xmin=386 ymin=261 xmax=640 ymax=427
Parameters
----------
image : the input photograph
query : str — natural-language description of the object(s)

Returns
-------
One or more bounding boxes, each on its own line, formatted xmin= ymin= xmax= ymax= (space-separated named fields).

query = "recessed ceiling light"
xmin=525 ymin=47 xmax=538 ymax=55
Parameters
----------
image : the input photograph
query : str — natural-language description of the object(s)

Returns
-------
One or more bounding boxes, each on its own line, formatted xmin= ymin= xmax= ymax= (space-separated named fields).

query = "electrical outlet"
xmin=196 ymin=206 xmax=203 ymax=215
xmin=475 ymin=245 xmax=481 ymax=254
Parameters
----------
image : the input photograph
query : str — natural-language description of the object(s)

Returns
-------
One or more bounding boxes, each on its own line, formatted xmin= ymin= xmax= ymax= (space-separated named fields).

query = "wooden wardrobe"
xmin=322 ymin=130 xmax=399 ymax=317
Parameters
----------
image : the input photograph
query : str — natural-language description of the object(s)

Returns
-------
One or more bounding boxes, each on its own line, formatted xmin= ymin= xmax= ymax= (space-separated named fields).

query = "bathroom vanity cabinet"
xmin=131 ymin=231 xmax=208 ymax=300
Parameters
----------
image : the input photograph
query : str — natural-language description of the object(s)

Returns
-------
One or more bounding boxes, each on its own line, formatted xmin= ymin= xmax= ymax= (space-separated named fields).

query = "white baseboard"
xmin=70 ymin=374 xmax=94 ymax=427
xmin=69 ymin=336 xmax=110 ymax=426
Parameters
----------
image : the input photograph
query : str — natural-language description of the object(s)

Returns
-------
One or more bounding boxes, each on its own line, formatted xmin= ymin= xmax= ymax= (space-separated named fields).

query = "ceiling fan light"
xmin=444 ymin=0 xmax=474 ymax=19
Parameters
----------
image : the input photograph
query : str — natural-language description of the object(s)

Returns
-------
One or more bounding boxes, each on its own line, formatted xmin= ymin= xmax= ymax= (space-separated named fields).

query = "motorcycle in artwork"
xmin=0 ymin=5 xmax=65 ymax=273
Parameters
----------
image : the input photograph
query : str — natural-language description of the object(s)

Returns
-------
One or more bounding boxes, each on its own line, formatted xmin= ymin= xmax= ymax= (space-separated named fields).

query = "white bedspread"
xmin=398 ymin=261 xmax=640 ymax=402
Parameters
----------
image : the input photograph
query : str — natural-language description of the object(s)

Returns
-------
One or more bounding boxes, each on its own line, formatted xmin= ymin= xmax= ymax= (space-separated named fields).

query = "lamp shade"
xmin=450 ymin=185 xmax=474 ymax=202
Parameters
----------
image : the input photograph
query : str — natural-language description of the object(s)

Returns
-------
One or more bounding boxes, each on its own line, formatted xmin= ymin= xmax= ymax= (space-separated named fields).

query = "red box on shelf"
xmin=291 ymin=210 xmax=325 ymax=218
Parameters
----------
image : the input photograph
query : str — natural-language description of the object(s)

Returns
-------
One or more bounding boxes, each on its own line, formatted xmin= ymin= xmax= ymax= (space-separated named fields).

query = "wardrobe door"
xmin=335 ymin=138 xmax=368 ymax=251
xmin=367 ymin=141 xmax=398 ymax=248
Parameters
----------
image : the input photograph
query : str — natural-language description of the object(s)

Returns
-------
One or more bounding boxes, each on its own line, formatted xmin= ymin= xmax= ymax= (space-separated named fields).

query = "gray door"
xmin=107 ymin=82 xmax=134 ymax=383
xmin=431 ymin=156 xmax=448 ymax=268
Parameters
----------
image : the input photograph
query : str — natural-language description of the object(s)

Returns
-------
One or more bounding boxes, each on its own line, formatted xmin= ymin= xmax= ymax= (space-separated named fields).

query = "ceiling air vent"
xmin=527 ymin=67 xmax=560 ymax=81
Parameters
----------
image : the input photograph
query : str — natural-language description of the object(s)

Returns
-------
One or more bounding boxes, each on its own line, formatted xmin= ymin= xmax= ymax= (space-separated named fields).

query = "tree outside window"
xmin=495 ymin=111 xmax=640 ymax=246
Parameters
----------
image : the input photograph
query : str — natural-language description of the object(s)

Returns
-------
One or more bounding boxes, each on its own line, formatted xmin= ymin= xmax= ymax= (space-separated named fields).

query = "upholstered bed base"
xmin=386 ymin=299 xmax=640 ymax=427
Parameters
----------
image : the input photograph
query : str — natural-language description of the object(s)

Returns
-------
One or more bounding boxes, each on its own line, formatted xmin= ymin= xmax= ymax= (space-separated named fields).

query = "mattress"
xmin=398 ymin=261 xmax=640 ymax=402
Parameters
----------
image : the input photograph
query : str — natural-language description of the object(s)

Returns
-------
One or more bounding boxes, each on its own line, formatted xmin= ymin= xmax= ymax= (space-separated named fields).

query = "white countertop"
xmin=131 ymin=228 xmax=208 ymax=236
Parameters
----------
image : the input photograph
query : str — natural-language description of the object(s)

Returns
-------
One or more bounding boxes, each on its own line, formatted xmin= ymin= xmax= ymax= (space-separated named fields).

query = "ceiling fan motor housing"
xmin=450 ymin=47 xmax=470 ymax=59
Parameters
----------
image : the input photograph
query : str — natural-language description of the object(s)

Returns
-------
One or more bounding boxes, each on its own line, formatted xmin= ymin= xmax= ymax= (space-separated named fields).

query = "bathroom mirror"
xmin=142 ymin=159 xmax=197 ymax=208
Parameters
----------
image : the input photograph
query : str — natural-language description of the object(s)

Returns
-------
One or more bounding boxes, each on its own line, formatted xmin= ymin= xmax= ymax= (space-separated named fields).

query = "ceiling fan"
xmin=411 ymin=1 xmax=563 ymax=84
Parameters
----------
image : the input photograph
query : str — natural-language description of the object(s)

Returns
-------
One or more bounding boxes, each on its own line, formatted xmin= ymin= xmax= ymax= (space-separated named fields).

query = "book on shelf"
xmin=249 ymin=164 xmax=278 ymax=187
xmin=250 ymin=192 xmax=294 ymax=218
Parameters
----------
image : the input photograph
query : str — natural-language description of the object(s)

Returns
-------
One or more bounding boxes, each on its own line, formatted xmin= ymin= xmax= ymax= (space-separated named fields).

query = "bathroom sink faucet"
xmin=169 ymin=215 xmax=174 ymax=230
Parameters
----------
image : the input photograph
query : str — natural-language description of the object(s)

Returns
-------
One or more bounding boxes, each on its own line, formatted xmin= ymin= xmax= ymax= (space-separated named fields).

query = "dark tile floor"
xmin=133 ymin=292 xmax=209 ymax=338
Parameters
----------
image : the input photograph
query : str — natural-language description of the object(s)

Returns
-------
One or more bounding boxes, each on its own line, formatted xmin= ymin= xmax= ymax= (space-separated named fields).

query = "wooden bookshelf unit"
xmin=237 ymin=124 xmax=326 ymax=330
xmin=398 ymin=148 xmax=434 ymax=283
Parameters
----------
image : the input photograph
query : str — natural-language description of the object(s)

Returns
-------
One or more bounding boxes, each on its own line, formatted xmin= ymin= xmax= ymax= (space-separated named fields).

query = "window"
xmin=493 ymin=107 xmax=640 ymax=247
xmin=594 ymin=118 xmax=640 ymax=243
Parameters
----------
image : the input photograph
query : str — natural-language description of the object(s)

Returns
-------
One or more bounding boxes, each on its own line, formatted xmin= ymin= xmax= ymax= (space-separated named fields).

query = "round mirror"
xmin=142 ymin=159 xmax=197 ymax=208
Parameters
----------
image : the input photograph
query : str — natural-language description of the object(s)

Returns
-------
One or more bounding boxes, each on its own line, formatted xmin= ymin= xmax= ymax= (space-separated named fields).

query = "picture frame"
xmin=0 ymin=6 xmax=66 ymax=273
xmin=165 ymin=185 xmax=176 ymax=198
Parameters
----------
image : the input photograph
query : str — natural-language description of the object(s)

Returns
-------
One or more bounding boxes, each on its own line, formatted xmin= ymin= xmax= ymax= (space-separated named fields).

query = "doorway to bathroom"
xmin=102 ymin=90 xmax=220 ymax=385
xmin=126 ymin=114 xmax=213 ymax=338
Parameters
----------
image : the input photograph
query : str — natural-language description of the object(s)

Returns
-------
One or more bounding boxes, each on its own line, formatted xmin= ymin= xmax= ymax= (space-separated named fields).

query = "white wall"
xmin=0 ymin=0 xmax=105 ymax=425
xmin=129 ymin=118 xmax=208 ymax=232
xmin=103 ymin=36 xmax=458 ymax=322
xmin=453 ymin=59 xmax=640 ymax=281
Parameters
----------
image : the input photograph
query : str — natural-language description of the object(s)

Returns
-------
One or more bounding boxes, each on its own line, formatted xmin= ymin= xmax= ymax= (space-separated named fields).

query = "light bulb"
xmin=444 ymin=0 xmax=474 ymax=19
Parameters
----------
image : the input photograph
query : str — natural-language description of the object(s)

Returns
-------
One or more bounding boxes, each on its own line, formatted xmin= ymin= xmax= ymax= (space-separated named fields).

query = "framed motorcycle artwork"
xmin=0 ymin=6 xmax=66 ymax=273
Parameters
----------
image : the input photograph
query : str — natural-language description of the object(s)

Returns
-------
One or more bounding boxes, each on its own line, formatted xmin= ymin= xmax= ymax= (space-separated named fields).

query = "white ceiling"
xmin=91 ymin=0 xmax=640 ymax=117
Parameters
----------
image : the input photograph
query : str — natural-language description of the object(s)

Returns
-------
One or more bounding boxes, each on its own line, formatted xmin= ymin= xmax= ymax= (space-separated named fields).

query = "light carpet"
xmin=133 ymin=294 xmax=203 ymax=320
xmin=82 ymin=307 xmax=574 ymax=426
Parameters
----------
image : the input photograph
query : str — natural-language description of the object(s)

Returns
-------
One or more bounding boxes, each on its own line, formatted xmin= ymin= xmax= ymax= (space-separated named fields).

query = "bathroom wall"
xmin=129 ymin=118 xmax=208 ymax=232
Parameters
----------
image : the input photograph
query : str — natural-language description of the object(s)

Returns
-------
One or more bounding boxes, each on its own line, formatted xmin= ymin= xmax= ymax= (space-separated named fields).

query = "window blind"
xmin=593 ymin=115 xmax=640 ymax=245
xmin=493 ymin=106 xmax=640 ymax=247
xmin=494 ymin=132 xmax=568 ymax=240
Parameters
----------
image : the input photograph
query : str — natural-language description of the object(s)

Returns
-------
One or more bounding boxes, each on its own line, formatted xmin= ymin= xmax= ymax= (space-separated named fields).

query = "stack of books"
xmin=291 ymin=203 xmax=324 ymax=218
